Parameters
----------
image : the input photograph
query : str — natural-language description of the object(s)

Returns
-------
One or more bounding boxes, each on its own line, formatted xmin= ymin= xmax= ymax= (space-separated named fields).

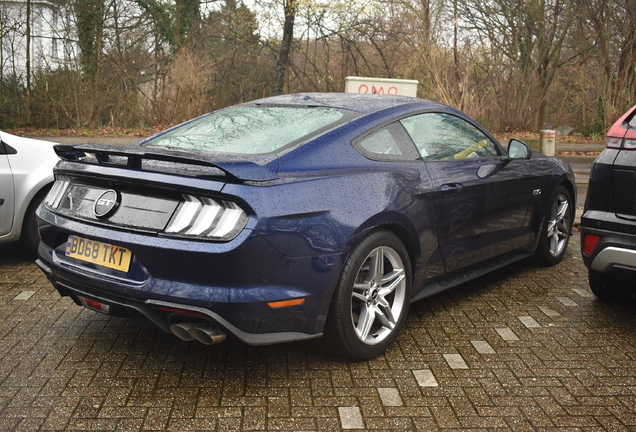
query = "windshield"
xmin=144 ymin=105 xmax=348 ymax=154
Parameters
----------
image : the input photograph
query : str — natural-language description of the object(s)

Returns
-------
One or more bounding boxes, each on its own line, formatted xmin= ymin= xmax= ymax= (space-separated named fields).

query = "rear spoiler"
xmin=54 ymin=144 xmax=279 ymax=182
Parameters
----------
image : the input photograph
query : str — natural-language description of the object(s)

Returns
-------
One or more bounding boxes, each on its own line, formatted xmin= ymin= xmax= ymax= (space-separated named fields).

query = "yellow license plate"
xmin=65 ymin=235 xmax=132 ymax=272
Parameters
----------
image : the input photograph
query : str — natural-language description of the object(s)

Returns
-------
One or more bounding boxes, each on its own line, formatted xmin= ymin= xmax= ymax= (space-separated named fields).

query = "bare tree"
xmin=579 ymin=0 xmax=636 ymax=127
xmin=273 ymin=0 xmax=296 ymax=94
xmin=460 ymin=0 xmax=574 ymax=131
xmin=76 ymin=0 xmax=105 ymax=127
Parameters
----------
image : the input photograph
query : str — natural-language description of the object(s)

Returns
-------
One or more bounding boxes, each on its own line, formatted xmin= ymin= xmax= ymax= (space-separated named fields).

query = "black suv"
xmin=581 ymin=104 xmax=636 ymax=300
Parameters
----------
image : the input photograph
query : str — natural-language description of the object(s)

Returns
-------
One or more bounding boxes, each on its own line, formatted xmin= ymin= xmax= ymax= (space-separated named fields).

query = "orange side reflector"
xmin=268 ymin=298 xmax=305 ymax=308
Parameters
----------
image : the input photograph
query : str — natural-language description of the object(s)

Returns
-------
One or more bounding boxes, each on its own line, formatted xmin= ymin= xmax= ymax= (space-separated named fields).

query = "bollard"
xmin=540 ymin=130 xmax=556 ymax=156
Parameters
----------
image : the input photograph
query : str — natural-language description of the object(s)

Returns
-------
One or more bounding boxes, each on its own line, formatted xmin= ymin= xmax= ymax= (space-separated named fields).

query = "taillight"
xmin=44 ymin=177 xmax=71 ymax=208
xmin=583 ymin=234 xmax=600 ymax=256
xmin=164 ymin=194 xmax=248 ymax=241
xmin=622 ymin=128 xmax=636 ymax=149
xmin=606 ymin=104 xmax=636 ymax=150
xmin=608 ymin=134 xmax=636 ymax=150
xmin=623 ymin=139 xmax=636 ymax=150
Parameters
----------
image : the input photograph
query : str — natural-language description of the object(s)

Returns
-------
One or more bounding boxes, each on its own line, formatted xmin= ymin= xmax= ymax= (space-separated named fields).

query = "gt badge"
xmin=93 ymin=190 xmax=120 ymax=218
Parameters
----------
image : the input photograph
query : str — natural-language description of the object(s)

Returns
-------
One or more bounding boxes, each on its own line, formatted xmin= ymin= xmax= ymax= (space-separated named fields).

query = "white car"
xmin=0 ymin=131 xmax=58 ymax=253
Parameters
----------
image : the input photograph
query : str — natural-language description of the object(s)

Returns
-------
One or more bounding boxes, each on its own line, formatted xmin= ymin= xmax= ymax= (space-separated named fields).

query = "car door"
xmin=0 ymin=143 xmax=15 ymax=236
xmin=353 ymin=121 xmax=446 ymax=281
xmin=399 ymin=112 xmax=533 ymax=273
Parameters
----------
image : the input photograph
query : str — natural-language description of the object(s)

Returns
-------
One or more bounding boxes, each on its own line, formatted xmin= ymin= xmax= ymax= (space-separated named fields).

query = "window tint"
xmin=400 ymin=113 xmax=499 ymax=160
xmin=354 ymin=123 xmax=419 ymax=161
xmin=144 ymin=106 xmax=349 ymax=154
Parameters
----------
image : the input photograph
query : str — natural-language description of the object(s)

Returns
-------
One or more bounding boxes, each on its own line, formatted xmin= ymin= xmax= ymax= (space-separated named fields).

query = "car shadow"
xmin=0 ymin=242 xmax=37 ymax=262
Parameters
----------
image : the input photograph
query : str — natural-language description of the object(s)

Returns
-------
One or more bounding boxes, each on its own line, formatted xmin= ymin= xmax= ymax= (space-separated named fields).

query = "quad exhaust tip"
xmin=170 ymin=322 xmax=227 ymax=345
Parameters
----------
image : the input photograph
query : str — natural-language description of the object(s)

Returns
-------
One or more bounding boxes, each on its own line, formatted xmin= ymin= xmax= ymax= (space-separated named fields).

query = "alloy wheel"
xmin=547 ymin=193 xmax=571 ymax=257
xmin=350 ymin=246 xmax=407 ymax=345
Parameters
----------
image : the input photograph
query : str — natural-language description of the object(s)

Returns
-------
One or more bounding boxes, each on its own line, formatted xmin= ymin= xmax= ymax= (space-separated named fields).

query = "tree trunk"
xmin=453 ymin=0 xmax=463 ymax=110
xmin=25 ymin=0 xmax=31 ymax=124
xmin=274 ymin=0 xmax=296 ymax=95
xmin=76 ymin=0 xmax=104 ymax=127
xmin=175 ymin=0 xmax=200 ymax=48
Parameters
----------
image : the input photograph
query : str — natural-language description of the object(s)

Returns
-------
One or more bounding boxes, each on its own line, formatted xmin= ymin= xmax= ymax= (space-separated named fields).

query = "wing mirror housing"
xmin=505 ymin=139 xmax=531 ymax=161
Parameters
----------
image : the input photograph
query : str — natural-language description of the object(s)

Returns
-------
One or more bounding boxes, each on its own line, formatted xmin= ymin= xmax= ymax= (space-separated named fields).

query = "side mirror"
xmin=506 ymin=139 xmax=531 ymax=160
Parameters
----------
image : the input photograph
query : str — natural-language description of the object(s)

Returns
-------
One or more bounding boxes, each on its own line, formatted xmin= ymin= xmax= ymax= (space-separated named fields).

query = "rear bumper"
xmin=36 ymin=208 xmax=345 ymax=345
xmin=37 ymin=258 xmax=323 ymax=345
xmin=589 ymin=247 xmax=636 ymax=273
xmin=581 ymin=210 xmax=636 ymax=281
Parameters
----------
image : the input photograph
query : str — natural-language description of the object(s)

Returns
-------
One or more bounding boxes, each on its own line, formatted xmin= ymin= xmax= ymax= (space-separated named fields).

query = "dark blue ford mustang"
xmin=36 ymin=93 xmax=575 ymax=359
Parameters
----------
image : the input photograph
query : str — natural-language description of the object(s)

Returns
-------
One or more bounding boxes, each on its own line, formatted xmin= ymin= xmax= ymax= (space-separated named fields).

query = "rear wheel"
xmin=588 ymin=269 xmax=636 ymax=302
xmin=323 ymin=230 xmax=412 ymax=360
xmin=536 ymin=186 xmax=572 ymax=266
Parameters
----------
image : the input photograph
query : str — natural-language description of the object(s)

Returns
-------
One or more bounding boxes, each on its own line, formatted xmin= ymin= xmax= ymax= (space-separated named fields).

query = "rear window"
xmin=144 ymin=105 xmax=349 ymax=154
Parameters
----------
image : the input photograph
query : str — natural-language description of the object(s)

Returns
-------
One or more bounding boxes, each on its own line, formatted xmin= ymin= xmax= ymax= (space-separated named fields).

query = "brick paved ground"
xmin=1 ymin=235 xmax=635 ymax=431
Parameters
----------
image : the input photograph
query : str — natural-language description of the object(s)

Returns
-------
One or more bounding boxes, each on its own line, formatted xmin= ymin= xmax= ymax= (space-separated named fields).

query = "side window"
xmin=400 ymin=113 xmax=499 ymax=160
xmin=354 ymin=122 xmax=419 ymax=161
xmin=358 ymin=128 xmax=401 ymax=155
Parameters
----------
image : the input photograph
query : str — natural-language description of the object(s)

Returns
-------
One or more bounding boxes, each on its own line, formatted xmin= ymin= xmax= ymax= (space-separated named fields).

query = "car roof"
xmin=246 ymin=92 xmax=448 ymax=115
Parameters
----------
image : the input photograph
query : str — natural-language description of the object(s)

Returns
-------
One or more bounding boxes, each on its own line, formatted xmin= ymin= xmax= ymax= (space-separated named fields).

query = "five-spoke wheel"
xmin=536 ymin=186 xmax=573 ymax=265
xmin=323 ymin=230 xmax=411 ymax=360
xmin=547 ymin=192 xmax=571 ymax=257
xmin=351 ymin=245 xmax=407 ymax=345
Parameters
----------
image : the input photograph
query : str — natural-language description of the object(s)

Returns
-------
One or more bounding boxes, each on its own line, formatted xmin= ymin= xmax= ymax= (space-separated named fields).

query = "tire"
xmin=323 ymin=230 xmax=412 ymax=361
xmin=21 ymin=187 xmax=50 ymax=256
xmin=588 ymin=269 xmax=636 ymax=302
xmin=535 ymin=186 xmax=573 ymax=266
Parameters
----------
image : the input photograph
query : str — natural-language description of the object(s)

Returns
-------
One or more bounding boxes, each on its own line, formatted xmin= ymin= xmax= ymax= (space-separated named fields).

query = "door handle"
xmin=440 ymin=183 xmax=463 ymax=195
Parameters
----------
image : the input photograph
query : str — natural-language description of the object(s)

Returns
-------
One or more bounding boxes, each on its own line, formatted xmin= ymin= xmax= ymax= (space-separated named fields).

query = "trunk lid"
xmin=48 ymin=144 xmax=264 ymax=236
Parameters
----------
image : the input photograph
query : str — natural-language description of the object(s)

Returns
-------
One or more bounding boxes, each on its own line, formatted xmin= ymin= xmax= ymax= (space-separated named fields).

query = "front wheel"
xmin=323 ymin=230 xmax=412 ymax=360
xmin=536 ymin=186 xmax=573 ymax=266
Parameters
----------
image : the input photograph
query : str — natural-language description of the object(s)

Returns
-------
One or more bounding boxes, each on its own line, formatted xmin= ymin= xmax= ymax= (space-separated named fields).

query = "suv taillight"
xmin=606 ymin=104 xmax=636 ymax=150
xmin=623 ymin=136 xmax=636 ymax=150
